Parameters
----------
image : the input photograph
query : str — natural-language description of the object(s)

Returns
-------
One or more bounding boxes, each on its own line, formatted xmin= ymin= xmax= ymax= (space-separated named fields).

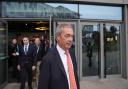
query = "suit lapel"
xmin=53 ymin=47 xmax=67 ymax=78
xmin=22 ymin=45 xmax=26 ymax=54
xmin=27 ymin=45 xmax=31 ymax=54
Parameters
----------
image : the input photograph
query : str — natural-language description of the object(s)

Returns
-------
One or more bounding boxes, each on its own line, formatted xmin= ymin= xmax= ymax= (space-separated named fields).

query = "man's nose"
xmin=68 ymin=36 xmax=73 ymax=41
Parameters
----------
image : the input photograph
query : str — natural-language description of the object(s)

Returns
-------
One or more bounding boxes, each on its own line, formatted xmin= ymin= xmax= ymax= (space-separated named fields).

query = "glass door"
xmin=80 ymin=22 xmax=121 ymax=79
xmin=0 ymin=20 xmax=8 ymax=88
xmin=80 ymin=22 xmax=100 ymax=78
xmin=103 ymin=23 xmax=121 ymax=77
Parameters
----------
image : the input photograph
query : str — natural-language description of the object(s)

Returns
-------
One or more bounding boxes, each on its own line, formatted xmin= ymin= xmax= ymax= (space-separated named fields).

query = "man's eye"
xmin=64 ymin=35 xmax=70 ymax=38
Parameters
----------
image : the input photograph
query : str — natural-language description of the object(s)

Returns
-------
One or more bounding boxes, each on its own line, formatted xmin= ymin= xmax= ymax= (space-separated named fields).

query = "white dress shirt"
xmin=56 ymin=44 xmax=71 ymax=89
xmin=24 ymin=44 xmax=29 ymax=53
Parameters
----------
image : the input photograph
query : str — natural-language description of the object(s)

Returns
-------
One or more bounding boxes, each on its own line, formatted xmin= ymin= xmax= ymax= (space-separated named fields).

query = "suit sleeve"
xmin=33 ymin=46 xmax=37 ymax=66
xmin=18 ymin=46 xmax=22 ymax=65
xmin=38 ymin=56 xmax=50 ymax=89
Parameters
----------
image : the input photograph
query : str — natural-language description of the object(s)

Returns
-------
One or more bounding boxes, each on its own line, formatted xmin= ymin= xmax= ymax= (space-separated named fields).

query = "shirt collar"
xmin=57 ymin=44 xmax=65 ymax=54
xmin=24 ymin=43 xmax=29 ymax=46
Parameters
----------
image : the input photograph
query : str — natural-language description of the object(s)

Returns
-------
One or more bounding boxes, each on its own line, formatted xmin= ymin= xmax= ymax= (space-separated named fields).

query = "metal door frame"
xmin=79 ymin=21 xmax=122 ymax=80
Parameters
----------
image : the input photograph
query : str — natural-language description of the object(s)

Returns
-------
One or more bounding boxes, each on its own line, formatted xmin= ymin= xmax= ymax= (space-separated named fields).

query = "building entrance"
xmin=7 ymin=19 xmax=123 ymax=82
xmin=7 ymin=20 xmax=51 ymax=83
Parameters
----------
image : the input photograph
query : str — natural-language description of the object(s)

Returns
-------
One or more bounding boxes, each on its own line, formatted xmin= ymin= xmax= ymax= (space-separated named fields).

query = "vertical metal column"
xmin=124 ymin=5 xmax=128 ymax=79
xmin=77 ymin=19 xmax=81 ymax=80
xmin=78 ymin=19 xmax=83 ymax=80
xmin=53 ymin=21 xmax=56 ymax=45
xmin=49 ymin=16 xmax=52 ymax=48
xmin=100 ymin=23 xmax=104 ymax=79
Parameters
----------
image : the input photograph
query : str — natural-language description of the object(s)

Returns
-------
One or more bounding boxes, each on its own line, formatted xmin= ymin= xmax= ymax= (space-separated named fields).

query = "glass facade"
xmin=0 ymin=1 xmax=124 ymax=84
xmin=2 ymin=2 xmax=122 ymax=20
xmin=2 ymin=2 xmax=78 ymax=19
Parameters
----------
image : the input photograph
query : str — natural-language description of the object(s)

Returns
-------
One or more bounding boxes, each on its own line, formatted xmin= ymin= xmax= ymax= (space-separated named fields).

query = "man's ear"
xmin=56 ymin=36 xmax=59 ymax=41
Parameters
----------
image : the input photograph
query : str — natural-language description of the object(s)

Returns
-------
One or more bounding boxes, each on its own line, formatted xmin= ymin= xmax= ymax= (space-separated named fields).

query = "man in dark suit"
xmin=8 ymin=38 xmax=20 ymax=82
xmin=38 ymin=24 xmax=80 ymax=89
xmin=17 ymin=36 xmax=36 ymax=89
xmin=34 ymin=37 xmax=45 ymax=85
xmin=34 ymin=37 xmax=45 ymax=64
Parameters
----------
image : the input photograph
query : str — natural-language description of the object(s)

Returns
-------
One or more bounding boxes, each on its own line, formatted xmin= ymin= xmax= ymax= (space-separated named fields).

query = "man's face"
xmin=12 ymin=39 xmax=17 ymax=44
xmin=35 ymin=38 xmax=41 ymax=45
xmin=23 ymin=37 xmax=29 ymax=45
xmin=57 ymin=27 xmax=74 ymax=51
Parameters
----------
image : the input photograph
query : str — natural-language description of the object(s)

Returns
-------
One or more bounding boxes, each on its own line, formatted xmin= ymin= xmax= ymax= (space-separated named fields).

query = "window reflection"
xmin=79 ymin=5 xmax=122 ymax=20
xmin=2 ymin=2 xmax=78 ymax=19
xmin=104 ymin=24 xmax=121 ymax=75
xmin=0 ymin=23 xmax=6 ymax=56
xmin=0 ymin=22 xmax=7 ymax=85
xmin=2 ymin=2 xmax=122 ymax=20
xmin=82 ymin=24 xmax=100 ymax=77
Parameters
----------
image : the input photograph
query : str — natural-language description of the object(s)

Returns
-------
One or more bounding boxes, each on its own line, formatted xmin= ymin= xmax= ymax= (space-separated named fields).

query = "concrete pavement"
xmin=3 ymin=78 xmax=128 ymax=89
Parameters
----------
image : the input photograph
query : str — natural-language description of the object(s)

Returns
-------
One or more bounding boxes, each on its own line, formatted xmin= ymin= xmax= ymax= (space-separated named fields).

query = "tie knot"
xmin=65 ymin=50 xmax=69 ymax=55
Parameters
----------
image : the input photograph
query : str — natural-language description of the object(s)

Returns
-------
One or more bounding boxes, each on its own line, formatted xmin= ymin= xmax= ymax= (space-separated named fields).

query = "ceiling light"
xmin=35 ymin=27 xmax=48 ymax=31
xmin=32 ymin=21 xmax=48 ymax=24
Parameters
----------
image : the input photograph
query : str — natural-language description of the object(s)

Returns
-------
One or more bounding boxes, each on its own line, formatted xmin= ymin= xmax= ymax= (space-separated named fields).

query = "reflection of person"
xmin=8 ymin=38 xmax=20 ymax=81
xmin=38 ymin=24 xmax=80 ymax=89
xmin=17 ymin=36 xmax=36 ymax=89
xmin=86 ymin=41 xmax=93 ymax=67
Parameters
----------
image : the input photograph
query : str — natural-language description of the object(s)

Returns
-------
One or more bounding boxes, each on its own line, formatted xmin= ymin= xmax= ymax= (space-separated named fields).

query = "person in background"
xmin=17 ymin=36 xmax=36 ymax=89
xmin=34 ymin=37 xmax=45 ymax=85
xmin=8 ymin=38 xmax=20 ymax=82
xmin=38 ymin=24 xmax=80 ymax=89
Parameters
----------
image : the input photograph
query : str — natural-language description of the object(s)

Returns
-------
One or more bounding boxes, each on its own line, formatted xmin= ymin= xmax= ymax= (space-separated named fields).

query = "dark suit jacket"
xmin=34 ymin=44 xmax=45 ymax=63
xmin=38 ymin=46 xmax=80 ymax=89
xmin=18 ymin=44 xmax=35 ymax=67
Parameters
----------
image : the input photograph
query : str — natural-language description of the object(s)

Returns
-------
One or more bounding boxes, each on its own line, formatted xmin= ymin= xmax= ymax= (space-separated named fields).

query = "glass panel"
xmin=103 ymin=24 xmax=121 ymax=75
xmin=2 ymin=2 xmax=78 ymax=19
xmin=0 ymin=22 xmax=6 ymax=56
xmin=82 ymin=24 xmax=100 ymax=77
xmin=0 ymin=21 xmax=7 ymax=85
xmin=45 ymin=3 xmax=78 ymax=19
xmin=79 ymin=5 xmax=122 ymax=20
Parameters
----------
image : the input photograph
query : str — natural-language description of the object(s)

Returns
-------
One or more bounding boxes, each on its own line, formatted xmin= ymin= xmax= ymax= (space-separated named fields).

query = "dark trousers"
xmin=20 ymin=63 xmax=33 ymax=89
xmin=12 ymin=56 xmax=19 ymax=79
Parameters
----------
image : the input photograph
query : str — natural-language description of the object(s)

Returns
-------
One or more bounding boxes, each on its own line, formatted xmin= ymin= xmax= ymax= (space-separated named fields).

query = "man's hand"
xmin=37 ymin=61 xmax=41 ymax=66
xmin=32 ymin=66 xmax=36 ymax=71
xmin=12 ymin=53 xmax=16 ymax=56
xmin=17 ymin=65 xmax=20 ymax=71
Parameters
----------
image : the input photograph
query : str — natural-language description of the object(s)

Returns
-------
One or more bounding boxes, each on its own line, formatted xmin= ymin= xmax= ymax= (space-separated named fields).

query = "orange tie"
xmin=65 ymin=50 xmax=77 ymax=89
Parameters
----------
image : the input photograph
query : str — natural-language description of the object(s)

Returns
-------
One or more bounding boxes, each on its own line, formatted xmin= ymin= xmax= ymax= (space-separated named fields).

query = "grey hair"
xmin=55 ymin=24 xmax=73 ymax=39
